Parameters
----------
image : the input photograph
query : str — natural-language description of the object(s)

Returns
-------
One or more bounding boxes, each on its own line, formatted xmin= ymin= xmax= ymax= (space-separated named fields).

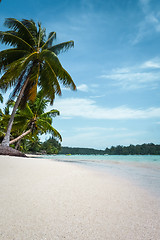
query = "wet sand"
xmin=0 ymin=155 xmax=159 ymax=240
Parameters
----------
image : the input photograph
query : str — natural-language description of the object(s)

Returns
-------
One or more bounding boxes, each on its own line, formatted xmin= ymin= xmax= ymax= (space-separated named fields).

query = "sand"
xmin=0 ymin=155 xmax=159 ymax=240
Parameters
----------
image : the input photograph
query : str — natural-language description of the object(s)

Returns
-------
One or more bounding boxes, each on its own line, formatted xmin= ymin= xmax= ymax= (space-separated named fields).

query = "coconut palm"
xmin=0 ymin=18 xmax=76 ymax=146
xmin=8 ymin=91 xmax=62 ymax=146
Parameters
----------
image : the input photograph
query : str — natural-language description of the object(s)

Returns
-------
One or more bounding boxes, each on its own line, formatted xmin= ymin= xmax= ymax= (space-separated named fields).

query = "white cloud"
xmin=102 ymin=72 xmax=159 ymax=89
xmin=54 ymin=98 xmax=160 ymax=120
xmin=77 ymin=84 xmax=89 ymax=92
xmin=75 ymin=83 xmax=101 ymax=93
xmin=141 ymin=58 xmax=160 ymax=69
xmin=61 ymin=83 xmax=89 ymax=92
xmin=100 ymin=60 xmax=160 ymax=90
xmin=100 ymin=70 xmax=160 ymax=90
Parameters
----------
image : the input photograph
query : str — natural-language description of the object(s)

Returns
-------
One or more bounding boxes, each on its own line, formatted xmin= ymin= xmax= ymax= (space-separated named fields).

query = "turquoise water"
xmin=40 ymin=154 xmax=160 ymax=198
xmin=40 ymin=154 xmax=160 ymax=164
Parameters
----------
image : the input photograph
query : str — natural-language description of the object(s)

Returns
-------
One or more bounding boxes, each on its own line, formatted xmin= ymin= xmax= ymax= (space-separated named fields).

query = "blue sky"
xmin=0 ymin=0 xmax=160 ymax=149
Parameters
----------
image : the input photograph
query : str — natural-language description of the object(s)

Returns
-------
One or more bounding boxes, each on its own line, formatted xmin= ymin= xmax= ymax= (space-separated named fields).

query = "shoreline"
xmin=27 ymin=153 xmax=160 ymax=198
xmin=0 ymin=155 xmax=160 ymax=239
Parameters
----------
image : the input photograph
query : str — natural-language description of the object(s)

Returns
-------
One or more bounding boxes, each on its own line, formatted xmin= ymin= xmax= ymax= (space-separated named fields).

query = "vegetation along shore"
xmin=18 ymin=141 xmax=160 ymax=155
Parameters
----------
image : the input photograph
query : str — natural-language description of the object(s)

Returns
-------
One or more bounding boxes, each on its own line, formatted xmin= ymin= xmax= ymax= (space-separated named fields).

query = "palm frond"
xmin=37 ymin=22 xmax=46 ymax=48
xmin=40 ymin=50 xmax=62 ymax=96
xmin=12 ymin=117 xmax=30 ymax=131
xmin=4 ymin=18 xmax=37 ymax=47
xmin=39 ymin=59 xmax=61 ymax=103
xmin=21 ymin=19 xmax=38 ymax=42
xmin=42 ymin=31 xmax=56 ymax=49
xmin=0 ymin=93 xmax=3 ymax=103
xmin=16 ymin=102 xmax=33 ymax=119
xmin=9 ymin=69 xmax=26 ymax=100
xmin=40 ymin=116 xmax=52 ymax=125
xmin=41 ymin=49 xmax=76 ymax=91
xmin=40 ymin=109 xmax=60 ymax=118
xmin=0 ymin=31 xmax=33 ymax=51
xmin=37 ymin=118 xmax=62 ymax=141
xmin=45 ymin=59 xmax=61 ymax=94
xmin=49 ymin=40 xmax=74 ymax=55
xmin=30 ymin=93 xmax=49 ymax=115
xmin=0 ymin=65 xmax=24 ymax=91
xmin=0 ymin=52 xmax=37 ymax=91
xmin=0 ymin=48 xmax=28 ymax=73
xmin=58 ymin=67 xmax=76 ymax=90
xmin=4 ymin=104 xmax=10 ymax=115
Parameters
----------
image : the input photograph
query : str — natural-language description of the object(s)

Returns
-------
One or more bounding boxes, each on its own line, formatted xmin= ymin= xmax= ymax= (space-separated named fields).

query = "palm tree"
xmin=0 ymin=18 xmax=76 ymax=146
xmin=7 ymin=91 xmax=62 ymax=146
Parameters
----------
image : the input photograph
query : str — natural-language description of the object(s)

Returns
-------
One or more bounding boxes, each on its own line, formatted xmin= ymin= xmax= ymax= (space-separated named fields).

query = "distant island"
xmin=59 ymin=143 xmax=160 ymax=155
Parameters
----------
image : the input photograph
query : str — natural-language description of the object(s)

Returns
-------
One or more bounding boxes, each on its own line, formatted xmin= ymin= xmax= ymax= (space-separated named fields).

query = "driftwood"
xmin=0 ymin=146 xmax=26 ymax=157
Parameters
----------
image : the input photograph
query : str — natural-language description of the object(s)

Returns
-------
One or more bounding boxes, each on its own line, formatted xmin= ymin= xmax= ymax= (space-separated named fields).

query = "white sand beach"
xmin=0 ymin=155 xmax=159 ymax=240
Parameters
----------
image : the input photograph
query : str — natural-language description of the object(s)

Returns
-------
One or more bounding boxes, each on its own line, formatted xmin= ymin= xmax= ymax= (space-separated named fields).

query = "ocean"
xmin=39 ymin=154 xmax=160 ymax=198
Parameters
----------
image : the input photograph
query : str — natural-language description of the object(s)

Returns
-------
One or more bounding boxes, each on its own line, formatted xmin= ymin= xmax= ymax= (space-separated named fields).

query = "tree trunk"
xmin=0 ymin=145 xmax=26 ymax=157
xmin=1 ymin=79 xmax=29 ymax=146
xmin=15 ymin=132 xmax=25 ymax=150
xmin=9 ymin=129 xmax=32 ymax=145
xmin=15 ymin=139 xmax=21 ymax=150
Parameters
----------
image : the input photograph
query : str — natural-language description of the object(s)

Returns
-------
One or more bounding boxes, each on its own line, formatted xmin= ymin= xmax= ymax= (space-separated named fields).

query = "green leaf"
xmin=49 ymin=40 xmax=74 ymax=55
xmin=41 ymin=49 xmax=76 ymax=91
xmin=0 ymin=48 xmax=28 ymax=73
xmin=0 ymin=52 xmax=38 ymax=91
xmin=42 ymin=31 xmax=56 ymax=49
xmin=4 ymin=18 xmax=37 ymax=47
xmin=0 ymin=31 xmax=33 ymax=50
xmin=40 ymin=109 xmax=60 ymax=118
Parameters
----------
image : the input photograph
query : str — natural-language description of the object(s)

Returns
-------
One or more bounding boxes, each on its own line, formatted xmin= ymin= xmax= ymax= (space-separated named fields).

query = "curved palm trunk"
xmin=9 ymin=128 xmax=32 ymax=145
xmin=1 ymin=79 xmax=29 ymax=147
xmin=15 ymin=139 xmax=21 ymax=150
xmin=15 ymin=133 xmax=24 ymax=150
